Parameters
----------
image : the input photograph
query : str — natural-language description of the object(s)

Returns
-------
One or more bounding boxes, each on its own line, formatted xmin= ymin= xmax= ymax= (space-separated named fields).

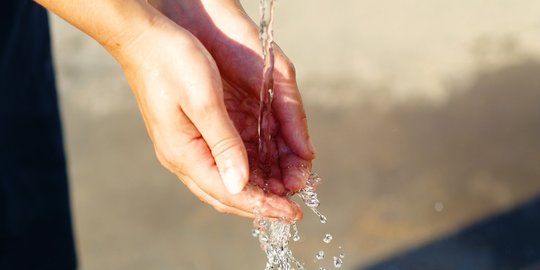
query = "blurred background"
xmin=50 ymin=0 xmax=540 ymax=269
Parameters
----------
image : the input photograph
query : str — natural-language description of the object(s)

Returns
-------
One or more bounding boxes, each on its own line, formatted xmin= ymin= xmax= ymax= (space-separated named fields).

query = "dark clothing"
xmin=1 ymin=1 xmax=77 ymax=269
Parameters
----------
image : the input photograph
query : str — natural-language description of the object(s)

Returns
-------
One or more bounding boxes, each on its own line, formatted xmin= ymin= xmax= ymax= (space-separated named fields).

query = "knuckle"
xmin=210 ymin=136 xmax=242 ymax=160
xmin=190 ymin=92 xmax=222 ymax=114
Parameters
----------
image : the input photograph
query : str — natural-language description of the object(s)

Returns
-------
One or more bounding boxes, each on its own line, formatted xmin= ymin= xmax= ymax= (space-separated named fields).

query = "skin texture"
xmin=35 ymin=0 xmax=314 ymax=220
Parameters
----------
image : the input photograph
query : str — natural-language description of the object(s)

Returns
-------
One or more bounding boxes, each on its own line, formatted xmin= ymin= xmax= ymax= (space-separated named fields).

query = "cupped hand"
xmin=153 ymin=0 xmax=316 ymax=190
xmin=116 ymin=1 xmax=314 ymax=220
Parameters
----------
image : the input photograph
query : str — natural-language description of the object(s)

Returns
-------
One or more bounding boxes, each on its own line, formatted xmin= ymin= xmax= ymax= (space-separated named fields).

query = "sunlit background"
xmin=51 ymin=1 xmax=540 ymax=269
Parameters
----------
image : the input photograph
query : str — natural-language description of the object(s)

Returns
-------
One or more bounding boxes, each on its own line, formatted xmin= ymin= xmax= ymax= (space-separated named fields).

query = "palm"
xmin=222 ymin=78 xmax=287 ymax=195
xmin=151 ymin=0 xmax=314 ymax=206
xmin=205 ymin=7 xmax=313 ymax=195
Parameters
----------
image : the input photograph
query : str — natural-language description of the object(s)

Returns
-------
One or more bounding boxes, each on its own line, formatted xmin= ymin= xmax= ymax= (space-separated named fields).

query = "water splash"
xmin=323 ymin=234 xmax=333 ymax=244
xmin=333 ymin=256 xmax=343 ymax=268
xmin=292 ymin=223 xmax=301 ymax=242
xmin=253 ymin=173 xmax=344 ymax=269
xmin=315 ymin=251 xmax=325 ymax=260
xmin=253 ymin=219 xmax=303 ymax=270
xmin=298 ymin=174 xmax=327 ymax=225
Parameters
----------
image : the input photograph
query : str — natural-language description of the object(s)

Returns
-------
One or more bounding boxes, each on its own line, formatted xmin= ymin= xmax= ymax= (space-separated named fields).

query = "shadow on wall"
xmin=359 ymin=196 xmax=540 ymax=270
xmin=347 ymin=58 xmax=540 ymax=269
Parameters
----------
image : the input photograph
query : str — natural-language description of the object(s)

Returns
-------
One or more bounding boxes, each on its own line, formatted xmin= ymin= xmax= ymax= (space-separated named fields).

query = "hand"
xmin=36 ymin=0 xmax=313 ymax=220
xmin=115 ymin=6 xmax=314 ymax=220
xmin=146 ymin=0 xmax=316 ymax=218
xmin=36 ymin=0 xmax=314 ymax=220
xmin=151 ymin=0 xmax=316 ymax=192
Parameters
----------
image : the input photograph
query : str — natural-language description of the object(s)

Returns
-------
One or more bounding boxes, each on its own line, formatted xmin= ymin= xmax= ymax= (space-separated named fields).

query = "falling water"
xmin=252 ymin=0 xmax=344 ymax=269
xmin=257 ymin=0 xmax=276 ymax=177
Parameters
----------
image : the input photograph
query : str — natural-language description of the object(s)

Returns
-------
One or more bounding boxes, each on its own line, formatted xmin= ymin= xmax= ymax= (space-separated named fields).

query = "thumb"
xmin=211 ymin=128 xmax=249 ymax=195
xmin=182 ymin=93 xmax=249 ymax=195
xmin=173 ymin=42 xmax=249 ymax=194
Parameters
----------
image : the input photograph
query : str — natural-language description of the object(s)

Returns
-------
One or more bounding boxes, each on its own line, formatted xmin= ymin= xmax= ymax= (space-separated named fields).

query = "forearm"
xmin=35 ymin=0 xmax=161 ymax=59
xmin=146 ymin=0 xmax=252 ymax=43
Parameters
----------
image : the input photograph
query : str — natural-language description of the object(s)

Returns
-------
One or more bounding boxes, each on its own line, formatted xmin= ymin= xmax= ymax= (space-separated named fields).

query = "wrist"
xmin=35 ymin=0 xmax=160 ymax=57
xmin=100 ymin=4 xmax=166 ymax=61
xmin=108 ymin=12 xmax=206 ymax=80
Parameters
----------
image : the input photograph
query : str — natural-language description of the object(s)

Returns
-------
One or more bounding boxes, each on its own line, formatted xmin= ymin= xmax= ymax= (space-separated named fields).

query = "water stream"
xmin=257 ymin=0 xmax=276 ymax=177
xmin=252 ymin=0 xmax=344 ymax=269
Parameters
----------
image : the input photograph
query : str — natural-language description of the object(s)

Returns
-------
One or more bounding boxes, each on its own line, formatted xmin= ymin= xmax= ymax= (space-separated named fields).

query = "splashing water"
xmin=292 ymin=223 xmax=301 ymax=242
xmin=253 ymin=219 xmax=303 ymax=270
xmin=253 ymin=173 xmax=344 ymax=269
xmin=253 ymin=173 xmax=328 ymax=269
xmin=315 ymin=251 xmax=325 ymax=260
xmin=323 ymin=234 xmax=333 ymax=244
xmin=333 ymin=257 xmax=343 ymax=268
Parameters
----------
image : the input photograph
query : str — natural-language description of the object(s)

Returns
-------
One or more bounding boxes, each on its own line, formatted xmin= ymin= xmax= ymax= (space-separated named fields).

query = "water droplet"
xmin=333 ymin=256 xmax=343 ymax=268
xmin=319 ymin=268 xmax=326 ymax=270
xmin=323 ymin=233 xmax=333 ymax=244
xmin=252 ymin=228 xmax=260 ymax=237
xmin=339 ymin=252 xmax=345 ymax=259
xmin=306 ymin=197 xmax=320 ymax=208
xmin=316 ymin=250 xmax=325 ymax=260
xmin=308 ymin=172 xmax=322 ymax=186
xmin=292 ymin=223 xmax=300 ymax=242
xmin=319 ymin=214 xmax=327 ymax=224
xmin=434 ymin=202 xmax=444 ymax=212
xmin=258 ymin=218 xmax=268 ymax=227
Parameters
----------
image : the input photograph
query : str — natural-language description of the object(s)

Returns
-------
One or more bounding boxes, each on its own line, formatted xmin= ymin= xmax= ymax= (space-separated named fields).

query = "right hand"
xmin=112 ymin=13 xmax=304 ymax=220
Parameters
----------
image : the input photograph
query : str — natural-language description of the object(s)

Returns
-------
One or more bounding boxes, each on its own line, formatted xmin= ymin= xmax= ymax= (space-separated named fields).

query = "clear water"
xmin=253 ymin=173 xmax=344 ymax=270
xmin=252 ymin=0 xmax=344 ymax=269
xmin=257 ymin=0 xmax=277 ymax=177
xmin=316 ymin=251 xmax=325 ymax=260
xmin=323 ymin=234 xmax=333 ymax=244
xmin=333 ymin=256 xmax=343 ymax=268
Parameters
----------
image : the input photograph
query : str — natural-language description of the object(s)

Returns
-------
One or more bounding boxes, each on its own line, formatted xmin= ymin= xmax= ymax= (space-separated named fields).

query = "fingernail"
xmin=222 ymin=166 xmax=245 ymax=195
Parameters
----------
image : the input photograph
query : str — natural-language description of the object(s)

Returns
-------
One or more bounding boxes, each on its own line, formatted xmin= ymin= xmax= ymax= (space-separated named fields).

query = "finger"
xmin=179 ymin=173 xmax=255 ymax=218
xmin=272 ymin=48 xmax=316 ymax=161
xmin=202 ymin=10 xmax=316 ymax=161
xmin=191 ymin=163 xmax=303 ymax=220
xmin=281 ymin=154 xmax=311 ymax=192
xmin=153 ymin=105 xmax=301 ymax=220
xmin=177 ymin=58 xmax=249 ymax=195
xmin=267 ymin=175 xmax=287 ymax=196
xmin=278 ymin=137 xmax=312 ymax=192
xmin=266 ymin=146 xmax=287 ymax=196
